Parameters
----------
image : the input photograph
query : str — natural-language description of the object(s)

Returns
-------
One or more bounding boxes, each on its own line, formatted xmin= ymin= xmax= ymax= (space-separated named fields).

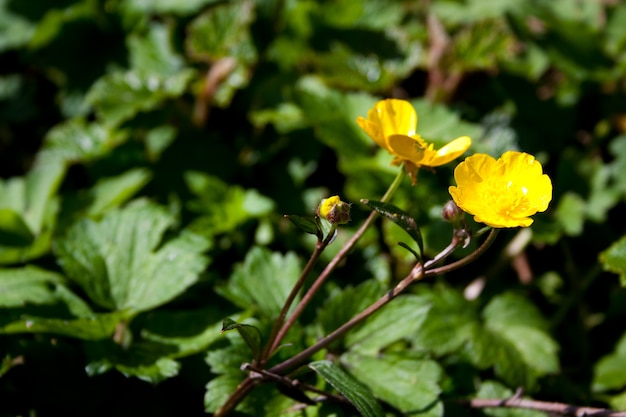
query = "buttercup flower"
xmin=356 ymin=99 xmax=471 ymax=182
xmin=317 ymin=195 xmax=351 ymax=225
xmin=449 ymin=151 xmax=552 ymax=228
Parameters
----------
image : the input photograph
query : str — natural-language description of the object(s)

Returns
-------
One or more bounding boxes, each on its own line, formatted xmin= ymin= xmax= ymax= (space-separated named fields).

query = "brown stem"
xmin=213 ymin=376 xmax=258 ymax=417
xmin=260 ymin=227 xmax=335 ymax=363
xmin=425 ymin=228 xmax=499 ymax=277
xmin=269 ymin=262 xmax=425 ymax=375
xmin=462 ymin=395 xmax=626 ymax=416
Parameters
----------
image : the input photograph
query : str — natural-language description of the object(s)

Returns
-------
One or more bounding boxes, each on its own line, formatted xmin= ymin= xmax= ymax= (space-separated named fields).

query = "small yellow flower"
xmin=449 ymin=151 xmax=553 ymax=228
xmin=317 ymin=196 xmax=351 ymax=224
xmin=356 ymin=99 xmax=471 ymax=182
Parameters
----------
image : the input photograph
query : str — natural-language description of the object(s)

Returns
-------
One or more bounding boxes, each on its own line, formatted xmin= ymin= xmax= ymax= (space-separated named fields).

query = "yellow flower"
xmin=356 ymin=99 xmax=471 ymax=182
xmin=449 ymin=151 xmax=552 ymax=228
xmin=317 ymin=195 xmax=351 ymax=224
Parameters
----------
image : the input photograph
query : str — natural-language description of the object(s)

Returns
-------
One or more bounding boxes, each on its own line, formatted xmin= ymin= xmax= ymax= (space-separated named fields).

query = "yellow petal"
xmin=428 ymin=136 xmax=472 ymax=166
xmin=356 ymin=116 xmax=389 ymax=152
xmin=449 ymin=151 xmax=553 ymax=228
xmin=387 ymin=134 xmax=425 ymax=164
xmin=374 ymin=99 xmax=418 ymax=138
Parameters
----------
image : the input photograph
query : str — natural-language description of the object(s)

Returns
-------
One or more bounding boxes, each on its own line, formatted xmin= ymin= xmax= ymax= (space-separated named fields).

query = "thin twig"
xmin=462 ymin=396 xmax=626 ymax=416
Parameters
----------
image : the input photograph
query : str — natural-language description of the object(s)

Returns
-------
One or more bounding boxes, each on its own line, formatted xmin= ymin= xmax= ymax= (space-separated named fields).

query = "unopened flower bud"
xmin=442 ymin=200 xmax=465 ymax=224
xmin=317 ymin=195 xmax=351 ymax=225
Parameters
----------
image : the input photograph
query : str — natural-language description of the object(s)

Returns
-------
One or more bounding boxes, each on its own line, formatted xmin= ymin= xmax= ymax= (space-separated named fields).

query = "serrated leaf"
xmin=221 ymin=318 xmax=263 ymax=362
xmin=600 ymin=235 xmax=626 ymax=286
xmin=0 ymin=266 xmax=72 ymax=308
xmin=309 ymin=360 xmax=384 ymax=417
xmin=342 ymin=353 xmax=443 ymax=416
xmin=360 ymin=199 xmax=424 ymax=259
xmin=42 ymin=118 xmax=128 ymax=164
xmin=55 ymin=199 xmax=211 ymax=313
xmin=217 ymin=246 xmax=300 ymax=318
xmin=284 ymin=215 xmax=321 ymax=238
xmin=86 ymin=69 xmax=195 ymax=127
xmin=345 ymin=295 xmax=431 ymax=354
xmin=85 ymin=340 xmax=181 ymax=383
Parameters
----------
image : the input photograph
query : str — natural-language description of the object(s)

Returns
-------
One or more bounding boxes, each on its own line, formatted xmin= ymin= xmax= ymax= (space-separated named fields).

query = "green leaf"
xmin=318 ymin=280 xmax=384 ymax=338
xmin=345 ymin=295 xmax=432 ymax=354
xmin=28 ymin=0 xmax=95 ymax=49
xmin=127 ymin=22 xmax=183 ymax=76
xmin=120 ymin=0 xmax=220 ymax=16
xmin=185 ymin=171 xmax=275 ymax=237
xmin=1 ymin=312 xmax=124 ymax=340
xmin=42 ymin=118 xmax=129 ymax=164
xmin=482 ymin=292 xmax=549 ymax=331
xmin=87 ymin=168 xmax=152 ymax=216
xmin=593 ymin=330 xmax=626 ymax=392
xmin=555 ymin=192 xmax=585 ymax=236
xmin=410 ymin=285 xmax=480 ymax=356
xmin=600 ymin=235 xmax=626 ymax=286
xmin=205 ymin=374 xmax=247 ymax=414
xmin=145 ymin=125 xmax=177 ymax=161
xmin=55 ymin=199 xmax=211 ymax=312
xmin=342 ymin=353 xmax=443 ymax=416
xmin=85 ymin=340 xmax=181 ymax=383
xmin=475 ymin=293 xmax=560 ymax=387
xmin=0 ymin=266 xmax=124 ymax=339
xmin=0 ymin=266 xmax=73 ymax=308
xmin=86 ymin=69 xmax=195 ymax=127
xmin=284 ymin=215 xmax=321 ymax=238
xmin=309 ymin=360 xmax=384 ymax=417
xmin=221 ymin=318 xmax=263 ymax=362
xmin=0 ymin=209 xmax=34 ymax=246
xmin=141 ymin=309 xmax=247 ymax=358
xmin=360 ymin=199 xmax=424 ymax=259
xmin=218 ymin=246 xmax=300 ymax=318
xmin=294 ymin=77 xmax=372 ymax=157
xmin=0 ymin=0 xmax=36 ymax=52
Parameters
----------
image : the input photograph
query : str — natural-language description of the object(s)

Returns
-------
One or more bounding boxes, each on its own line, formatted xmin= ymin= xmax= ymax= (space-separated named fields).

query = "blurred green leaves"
xmin=1 ymin=0 xmax=626 ymax=415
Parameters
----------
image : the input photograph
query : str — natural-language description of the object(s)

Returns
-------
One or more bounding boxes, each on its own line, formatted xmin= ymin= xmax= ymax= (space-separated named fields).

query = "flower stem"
xmin=424 ymin=228 xmax=499 ymax=277
xmin=269 ymin=261 xmax=424 ymax=375
xmin=267 ymin=169 xmax=406 ymax=356
xmin=260 ymin=226 xmax=336 ymax=364
xmin=213 ymin=376 xmax=258 ymax=417
xmin=270 ymin=227 xmax=498 ymax=375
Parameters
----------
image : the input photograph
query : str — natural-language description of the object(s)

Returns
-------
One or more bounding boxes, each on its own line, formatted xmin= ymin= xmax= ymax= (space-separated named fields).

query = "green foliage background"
xmin=2 ymin=0 xmax=626 ymax=415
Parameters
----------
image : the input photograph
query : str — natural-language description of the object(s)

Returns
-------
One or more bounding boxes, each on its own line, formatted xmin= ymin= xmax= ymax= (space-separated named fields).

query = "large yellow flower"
xmin=449 ymin=151 xmax=552 ymax=228
xmin=356 ymin=99 xmax=471 ymax=181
